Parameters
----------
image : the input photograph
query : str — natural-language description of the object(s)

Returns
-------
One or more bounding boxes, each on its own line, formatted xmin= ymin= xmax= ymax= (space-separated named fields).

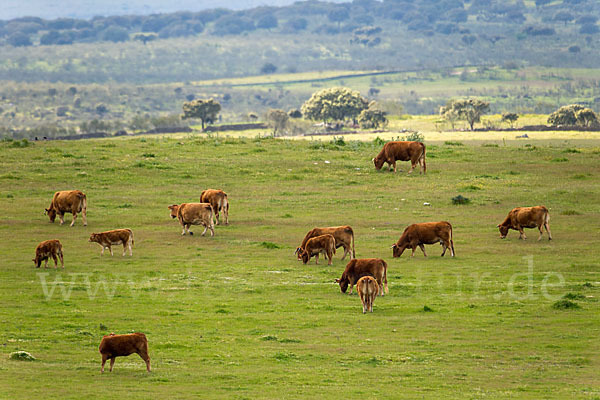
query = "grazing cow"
xmin=335 ymin=258 xmax=388 ymax=296
xmin=295 ymin=226 xmax=355 ymax=261
xmin=33 ymin=239 xmax=64 ymax=269
xmin=98 ymin=333 xmax=150 ymax=373
xmin=200 ymin=189 xmax=229 ymax=225
xmin=168 ymin=203 xmax=214 ymax=236
xmin=392 ymin=221 xmax=455 ymax=258
xmin=45 ymin=190 xmax=87 ymax=227
xmin=299 ymin=234 xmax=336 ymax=265
xmin=498 ymin=206 xmax=552 ymax=241
xmin=357 ymin=276 xmax=379 ymax=314
xmin=89 ymin=229 xmax=134 ymax=256
xmin=372 ymin=141 xmax=426 ymax=174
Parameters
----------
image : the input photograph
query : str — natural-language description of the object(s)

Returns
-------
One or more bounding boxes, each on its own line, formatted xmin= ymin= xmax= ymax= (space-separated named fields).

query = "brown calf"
xmin=357 ymin=276 xmax=379 ymax=314
xmin=168 ymin=203 xmax=214 ymax=236
xmin=200 ymin=189 xmax=229 ymax=225
xmin=33 ymin=239 xmax=64 ymax=269
xmin=89 ymin=229 xmax=134 ymax=256
xmin=498 ymin=206 xmax=552 ymax=241
xmin=45 ymin=190 xmax=87 ymax=227
xmin=295 ymin=226 xmax=355 ymax=261
xmin=99 ymin=332 xmax=150 ymax=373
xmin=300 ymin=234 xmax=336 ymax=265
xmin=392 ymin=221 xmax=455 ymax=258
xmin=335 ymin=258 xmax=388 ymax=296
xmin=372 ymin=141 xmax=426 ymax=174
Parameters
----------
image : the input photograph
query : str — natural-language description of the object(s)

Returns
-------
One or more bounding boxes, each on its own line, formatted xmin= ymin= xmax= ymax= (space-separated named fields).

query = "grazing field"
xmin=0 ymin=134 xmax=599 ymax=399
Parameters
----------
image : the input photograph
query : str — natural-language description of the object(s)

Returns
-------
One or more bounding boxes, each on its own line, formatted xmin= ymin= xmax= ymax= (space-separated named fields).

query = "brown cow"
xmin=33 ymin=239 xmax=64 ymax=269
xmin=45 ymin=190 xmax=87 ymax=227
xmin=168 ymin=203 xmax=214 ymax=236
xmin=357 ymin=276 xmax=379 ymax=314
xmin=89 ymin=229 xmax=134 ymax=256
xmin=335 ymin=258 xmax=388 ymax=296
xmin=372 ymin=141 xmax=426 ymax=174
xmin=295 ymin=226 xmax=355 ymax=261
xmin=299 ymin=234 xmax=336 ymax=265
xmin=99 ymin=332 xmax=150 ymax=373
xmin=200 ymin=189 xmax=229 ymax=225
xmin=392 ymin=221 xmax=455 ymax=258
xmin=498 ymin=206 xmax=552 ymax=241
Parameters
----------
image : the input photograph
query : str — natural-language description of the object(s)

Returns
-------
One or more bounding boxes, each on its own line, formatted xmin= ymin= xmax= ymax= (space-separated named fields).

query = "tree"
xmin=554 ymin=11 xmax=574 ymax=25
xmin=265 ymin=109 xmax=289 ymax=136
xmin=301 ymin=87 xmax=368 ymax=124
xmin=257 ymin=14 xmax=278 ymax=30
xmin=288 ymin=109 xmax=302 ymax=118
xmin=440 ymin=99 xmax=490 ymax=130
xmin=328 ymin=8 xmax=350 ymax=27
xmin=548 ymin=104 xmax=599 ymax=127
xmin=101 ymin=26 xmax=129 ymax=42
xmin=260 ymin=63 xmax=277 ymax=74
xmin=501 ymin=112 xmax=519 ymax=128
xmin=182 ymin=99 xmax=221 ymax=131
xmin=580 ymin=23 xmax=599 ymax=35
xmin=133 ymin=32 xmax=158 ymax=44
xmin=7 ymin=32 xmax=32 ymax=47
xmin=358 ymin=109 xmax=388 ymax=129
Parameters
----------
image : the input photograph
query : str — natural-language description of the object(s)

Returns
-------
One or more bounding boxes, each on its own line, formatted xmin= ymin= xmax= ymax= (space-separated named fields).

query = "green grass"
xmin=1 ymin=136 xmax=600 ymax=399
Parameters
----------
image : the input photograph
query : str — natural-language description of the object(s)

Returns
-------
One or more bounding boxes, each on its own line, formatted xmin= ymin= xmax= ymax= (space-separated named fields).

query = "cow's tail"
xmin=542 ymin=206 xmax=550 ymax=225
xmin=449 ymin=223 xmax=455 ymax=257
xmin=222 ymin=194 xmax=229 ymax=224
xmin=420 ymin=142 xmax=427 ymax=174
xmin=382 ymin=259 xmax=389 ymax=294
xmin=128 ymin=229 xmax=134 ymax=246
xmin=346 ymin=227 xmax=356 ymax=259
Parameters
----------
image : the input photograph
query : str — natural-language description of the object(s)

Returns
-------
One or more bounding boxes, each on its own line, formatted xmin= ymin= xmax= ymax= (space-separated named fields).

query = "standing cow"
xmin=372 ymin=141 xmax=426 ymax=174
xmin=392 ymin=221 xmax=455 ymax=258
xmin=498 ymin=206 xmax=552 ymax=240
xmin=45 ymin=190 xmax=87 ymax=226
xmin=336 ymin=258 xmax=388 ymax=296
xmin=168 ymin=203 xmax=214 ymax=236
xmin=89 ymin=229 xmax=134 ymax=256
xmin=200 ymin=189 xmax=229 ymax=225
xmin=99 ymin=333 xmax=150 ymax=373
xmin=33 ymin=239 xmax=64 ymax=269
xmin=357 ymin=276 xmax=379 ymax=314
xmin=295 ymin=226 xmax=355 ymax=261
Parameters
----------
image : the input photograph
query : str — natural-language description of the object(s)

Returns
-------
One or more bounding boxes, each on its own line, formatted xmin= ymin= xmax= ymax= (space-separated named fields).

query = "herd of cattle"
xmin=29 ymin=140 xmax=553 ymax=373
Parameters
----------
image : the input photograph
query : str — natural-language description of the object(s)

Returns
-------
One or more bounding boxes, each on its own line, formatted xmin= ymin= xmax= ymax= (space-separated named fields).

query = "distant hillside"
xmin=0 ymin=0 xmax=599 ymax=83
xmin=1 ymin=0 xmax=343 ymax=20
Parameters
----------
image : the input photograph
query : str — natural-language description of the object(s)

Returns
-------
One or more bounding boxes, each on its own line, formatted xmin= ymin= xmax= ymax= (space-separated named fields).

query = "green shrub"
xmin=552 ymin=300 xmax=580 ymax=310
xmin=452 ymin=195 xmax=471 ymax=205
xmin=9 ymin=351 xmax=36 ymax=361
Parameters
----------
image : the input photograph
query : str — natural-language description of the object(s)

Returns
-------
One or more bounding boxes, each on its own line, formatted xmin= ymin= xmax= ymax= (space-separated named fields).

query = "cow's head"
xmin=391 ymin=243 xmax=405 ymax=258
xmin=372 ymin=156 xmax=385 ymax=171
xmin=32 ymin=257 xmax=40 ymax=268
xmin=300 ymin=250 xmax=310 ymax=264
xmin=168 ymin=204 xmax=179 ymax=219
xmin=497 ymin=224 xmax=509 ymax=239
xmin=45 ymin=208 xmax=57 ymax=222
xmin=294 ymin=247 xmax=304 ymax=260
xmin=335 ymin=277 xmax=349 ymax=293
xmin=89 ymin=233 xmax=99 ymax=243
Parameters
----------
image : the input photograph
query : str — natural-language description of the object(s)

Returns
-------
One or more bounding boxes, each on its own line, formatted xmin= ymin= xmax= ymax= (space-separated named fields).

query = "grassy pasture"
xmin=0 ymin=134 xmax=599 ymax=399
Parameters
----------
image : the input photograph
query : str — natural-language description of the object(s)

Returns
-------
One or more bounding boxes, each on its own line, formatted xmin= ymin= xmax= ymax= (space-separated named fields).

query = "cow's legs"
xmin=109 ymin=357 xmax=115 ymax=372
xmin=392 ymin=161 xmax=397 ymax=173
xmin=201 ymin=225 xmax=208 ymax=236
xmin=59 ymin=213 xmax=65 ymax=225
xmin=341 ymin=246 xmax=349 ymax=260
xmin=101 ymin=354 xmax=108 ymax=373
xmin=545 ymin=222 xmax=553 ymax=240
xmin=128 ymin=240 xmax=133 ymax=256
xmin=100 ymin=246 xmax=105 ymax=255
xmin=44 ymin=258 xmax=49 ymax=268
xmin=70 ymin=212 xmax=77 ymax=227
xmin=517 ymin=226 xmax=527 ymax=240
xmin=82 ymin=208 xmax=87 ymax=226
xmin=58 ymin=251 xmax=64 ymax=268
xmin=122 ymin=243 xmax=127 ymax=256
xmin=411 ymin=245 xmax=416 ymax=257
xmin=327 ymin=250 xmax=333 ymax=265
xmin=537 ymin=225 xmax=544 ymax=241
xmin=314 ymin=253 xmax=319 ymax=265
xmin=418 ymin=244 xmax=428 ymax=257
xmin=108 ymin=245 xmax=113 ymax=256
xmin=52 ymin=254 xmax=58 ymax=268
xmin=408 ymin=161 xmax=416 ymax=174
xmin=441 ymin=242 xmax=447 ymax=257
